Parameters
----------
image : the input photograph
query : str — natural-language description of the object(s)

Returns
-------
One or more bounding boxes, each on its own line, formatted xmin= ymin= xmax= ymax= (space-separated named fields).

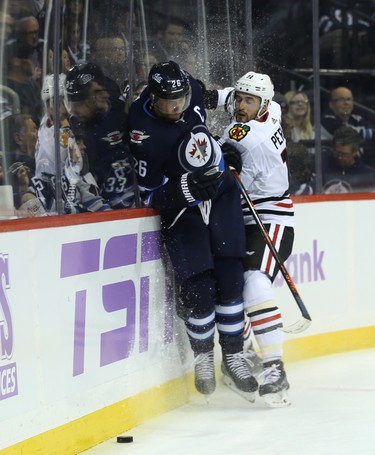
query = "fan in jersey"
xmin=64 ymin=62 xmax=136 ymax=209
xmin=128 ymin=60 xmax=258 ymax=401
xmin=208 ymin=72 xmax=295 ymax=407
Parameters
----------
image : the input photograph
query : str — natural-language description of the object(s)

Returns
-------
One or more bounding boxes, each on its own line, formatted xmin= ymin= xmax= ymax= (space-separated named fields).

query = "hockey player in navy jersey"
xmin=208 ymin=72 xmax=294 ymax=407
xmin=128 ymin=61 xmax=258 ymax=400
xmin=64 ymin=63 xmax=136 ymax=209
xmin=33 ymin=73 xmax=111 ymax=214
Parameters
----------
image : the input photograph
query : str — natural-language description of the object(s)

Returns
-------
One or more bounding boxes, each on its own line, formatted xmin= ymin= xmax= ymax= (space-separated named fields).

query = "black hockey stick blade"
xmin=231 ymin=170 xmax=312 ymax=334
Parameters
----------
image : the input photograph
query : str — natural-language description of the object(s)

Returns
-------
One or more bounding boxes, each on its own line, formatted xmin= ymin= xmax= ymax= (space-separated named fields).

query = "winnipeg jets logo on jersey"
xmin=178 ymin=125 xmax=215 ymax=171
xmin=229 ymin=123 xmax=250 ymax=141
xmin=130 ymin=130 xmax=150 ymax=145
xmin=189 ymin=132 xmax=209 ymax=163
xmin=101 ymin=130 xmax=124 ymax=146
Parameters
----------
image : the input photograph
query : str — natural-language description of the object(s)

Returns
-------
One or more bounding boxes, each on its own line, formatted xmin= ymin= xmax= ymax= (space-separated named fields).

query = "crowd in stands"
xmin=0 ymin=0 xmax=375 ymax=219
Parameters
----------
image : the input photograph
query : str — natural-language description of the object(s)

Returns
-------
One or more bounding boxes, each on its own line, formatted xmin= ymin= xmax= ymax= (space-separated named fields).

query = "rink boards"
xmin=0 ymin=197 xmax=374 ymax=454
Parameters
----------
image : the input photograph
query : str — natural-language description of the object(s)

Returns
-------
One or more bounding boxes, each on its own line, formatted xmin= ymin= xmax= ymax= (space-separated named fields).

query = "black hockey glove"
xmin=215 ymin=137 xmax=242 ymax=173
xmin=196 ymin=79 xmax=219 ymax=109
xmin=181 ymin=166 xmax=223 ymax=203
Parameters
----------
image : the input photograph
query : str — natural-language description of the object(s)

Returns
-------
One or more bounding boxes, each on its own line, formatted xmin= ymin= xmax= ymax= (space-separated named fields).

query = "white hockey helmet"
xmin=234 ymin=71 xmax=274 ymax=118
xmin=41 ymin=73 xmax=67 ymax=102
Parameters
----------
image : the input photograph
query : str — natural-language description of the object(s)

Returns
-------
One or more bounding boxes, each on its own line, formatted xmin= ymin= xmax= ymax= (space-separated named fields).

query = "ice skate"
xmin=221 ymin=352 xmax=258 ymax=402
xmin=194 ymin=351 xmax=216 ymax=397
xmin=259 ymin=359 xmax=290 ymax=408
xmin=243 ymin=341 xmax=263 ymax=378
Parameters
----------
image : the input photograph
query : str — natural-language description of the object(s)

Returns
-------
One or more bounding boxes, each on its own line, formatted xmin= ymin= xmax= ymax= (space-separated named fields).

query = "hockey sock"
xmin=179 ymin=271 xmax=217 ymax=354
xmin=185 ymin=310 xmax=215 ymax=354
xmin=247 ymin=300 xmax=284 ymax=361
xmin=216 ymin=296 xmax=245 ymax=354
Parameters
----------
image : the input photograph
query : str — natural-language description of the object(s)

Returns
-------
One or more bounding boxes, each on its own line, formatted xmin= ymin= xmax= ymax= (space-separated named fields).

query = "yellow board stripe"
xmin=1 ymin=376 xmax=190 ymax=455
xmin=3 ymin=325 xmax=375 ymax=455
xmin=283 ymin=325 xmax=375 ymax=362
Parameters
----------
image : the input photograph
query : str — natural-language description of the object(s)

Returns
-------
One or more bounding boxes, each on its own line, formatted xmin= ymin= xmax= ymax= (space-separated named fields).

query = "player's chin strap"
xmin=198 ymin=200 xmax=212 ymax=225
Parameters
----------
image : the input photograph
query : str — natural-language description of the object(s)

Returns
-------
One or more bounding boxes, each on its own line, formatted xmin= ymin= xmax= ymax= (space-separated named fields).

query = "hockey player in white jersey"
xmin=34 ymin=73 xmax=111 ymax=213
xmin=212 ymin=72 xmax=294 ymax=407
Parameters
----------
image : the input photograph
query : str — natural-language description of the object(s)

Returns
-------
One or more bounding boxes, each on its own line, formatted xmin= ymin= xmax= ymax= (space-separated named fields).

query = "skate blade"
xmin=196 ymin=388 xmax=215 ymax=401
xmin=222 ymin=375 xmax=256 ymax=403
xmin=263 ymin=390 xmax=291 ymax=408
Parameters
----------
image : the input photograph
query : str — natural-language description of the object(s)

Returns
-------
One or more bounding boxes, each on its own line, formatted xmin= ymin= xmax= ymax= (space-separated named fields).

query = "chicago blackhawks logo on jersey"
xmin=229 ymin=123 xmax=250 ymax=142
xmin=178 ymin=125 xmax=215 ymax=171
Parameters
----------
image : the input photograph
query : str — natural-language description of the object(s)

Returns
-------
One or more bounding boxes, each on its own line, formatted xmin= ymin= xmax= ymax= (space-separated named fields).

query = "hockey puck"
xmin=117 ymin=436 xmax=133 ymax=443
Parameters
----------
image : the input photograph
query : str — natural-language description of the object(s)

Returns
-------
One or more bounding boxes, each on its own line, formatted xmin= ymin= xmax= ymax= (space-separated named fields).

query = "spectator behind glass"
xmin=284 ymin=91 xmax=314 ymax=143
xmin=7 ymin=161 xmax=46 ymax=216
xmin=287 ymin=141 xmax=314 ymax=195
xmin=322 ymin=126 xmax=375 ymax=193
xmin=14 ymin=16 xmax=43 ymax=89
xmin=5 ymin=40 xmax=42 ymax=123
xmin=7 ymin=0 xmax=30 ymax=22
xmin=89 ymin=2 xmax=139 ymax=99
xmin=321 ymin=86 xmax=375 ymax=142
xmin=319 ymin=1 xmax=375 ymax=69
xmin=63 ymin=0 xmax=90 ymax=64
xmin=3 ymin=113 xmax=38 ymax=175
xmin=14 ymin=16 xmax=40 ymax=53
xmin=134 ymin=43 xmax=159 ymax=83
xmin=65 ymin=63 xmax=136 ymax=209
xmin=47 ymin=45 xmax=73 ymax=74
xmin=91 ymin=36 xmax=127 ymax=90
xmin=154 ymin=16 xmax=186 ymax=59
xmin=0 ymin=11 xmax=14 ymax=43
xmin=152 ymin=16 xmax=196 ymax=73
xmin=111 ymin=1 xmax=137 ymax=39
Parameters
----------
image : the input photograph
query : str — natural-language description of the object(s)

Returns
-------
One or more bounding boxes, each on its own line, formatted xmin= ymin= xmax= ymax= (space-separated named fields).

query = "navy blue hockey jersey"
xmin=128 ymin=76 xmax=224 ymax=209
xmin=69 ymin=80 xmax=136 ymax=209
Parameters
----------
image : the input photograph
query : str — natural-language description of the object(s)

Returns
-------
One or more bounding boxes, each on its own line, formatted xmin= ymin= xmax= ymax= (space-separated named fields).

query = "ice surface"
xmin=83 ymin=349 xmax=375 ymax=455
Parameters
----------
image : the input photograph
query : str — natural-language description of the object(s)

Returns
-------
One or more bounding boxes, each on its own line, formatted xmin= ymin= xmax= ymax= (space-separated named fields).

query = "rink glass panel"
xmin=0 ymin=0 xmax=374 ymax=219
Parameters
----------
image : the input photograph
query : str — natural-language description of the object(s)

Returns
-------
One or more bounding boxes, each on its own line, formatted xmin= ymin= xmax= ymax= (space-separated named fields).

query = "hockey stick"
xmin=232 ymin=170 xmax=312 ymax=334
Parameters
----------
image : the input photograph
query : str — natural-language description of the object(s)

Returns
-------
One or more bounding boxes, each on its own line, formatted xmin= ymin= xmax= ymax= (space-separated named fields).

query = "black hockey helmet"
xmin=148 ymin=60 xmax=190 ymax=100
xmin=65 ymin=62 xmax=106 ymax=101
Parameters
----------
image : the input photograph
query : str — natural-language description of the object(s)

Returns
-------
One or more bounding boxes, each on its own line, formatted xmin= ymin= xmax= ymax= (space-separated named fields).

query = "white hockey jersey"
xmin=35 ymin=114 xmax=69 ymax=177
xmin=222 ymin=101 xmax=294 ymax=227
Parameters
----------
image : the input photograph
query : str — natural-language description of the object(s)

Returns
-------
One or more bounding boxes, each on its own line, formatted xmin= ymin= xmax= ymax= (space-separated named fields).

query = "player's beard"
xmin=235 ymin=111 xmax=250 ymax=123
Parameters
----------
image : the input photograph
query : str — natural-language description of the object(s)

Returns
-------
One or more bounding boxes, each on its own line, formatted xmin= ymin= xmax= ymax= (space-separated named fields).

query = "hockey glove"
xmin=196 ymin=79 xmax=219 ymax=109
xmin=216 ymin=137 xmax=243 ymax=173
xmin=181 ymin=166 xmax=223 ymax=203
